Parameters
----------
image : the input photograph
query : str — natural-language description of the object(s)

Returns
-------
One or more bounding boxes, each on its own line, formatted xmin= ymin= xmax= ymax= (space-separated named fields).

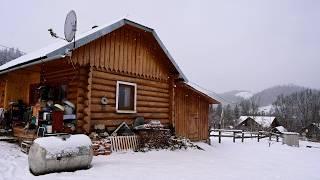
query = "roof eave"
xmin=184 ymin=83 xmax=220 ymax=104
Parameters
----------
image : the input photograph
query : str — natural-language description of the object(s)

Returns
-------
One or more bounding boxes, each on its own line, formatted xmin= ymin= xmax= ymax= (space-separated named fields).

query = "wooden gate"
xmin=108 ymin=135 xmax=139 ymax=152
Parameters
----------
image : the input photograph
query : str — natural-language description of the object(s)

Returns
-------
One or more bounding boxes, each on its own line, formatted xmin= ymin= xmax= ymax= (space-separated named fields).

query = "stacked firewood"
xmin=92 ymin=139 xmax=112 ymax=156
xmin=136 ymin=129 xmax=171 ymax=151
xmin=136 ymin=129 xmax=203 ymax=152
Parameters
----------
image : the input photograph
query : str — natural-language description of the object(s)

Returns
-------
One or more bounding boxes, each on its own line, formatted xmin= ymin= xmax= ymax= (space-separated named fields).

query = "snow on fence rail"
xmin=209 ymin=129 xmax=281 ymax=143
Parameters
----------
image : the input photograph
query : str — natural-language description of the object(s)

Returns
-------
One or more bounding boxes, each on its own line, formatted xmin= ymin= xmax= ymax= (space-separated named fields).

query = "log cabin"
xmin=0 ymin=19 xmax=219 ymax=141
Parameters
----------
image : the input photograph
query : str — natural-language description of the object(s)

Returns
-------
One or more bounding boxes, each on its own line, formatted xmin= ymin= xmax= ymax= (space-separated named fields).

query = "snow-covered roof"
xmin=0 ymin=19 xmax=187 ymax=81
xmin=238 ymin=116 xmax=277 ymax=128
xmin=274 ymin=126 xmax=287 ymax=133
xmin=185 ymin=82 xmax=221 ymax=104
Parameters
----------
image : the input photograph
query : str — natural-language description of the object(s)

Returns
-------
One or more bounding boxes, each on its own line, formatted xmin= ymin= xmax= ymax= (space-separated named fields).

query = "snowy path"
xmin=0 ymin=142 xmax=26 ymax=180
xmin=0 ymin=138 xmax=319 ymax=180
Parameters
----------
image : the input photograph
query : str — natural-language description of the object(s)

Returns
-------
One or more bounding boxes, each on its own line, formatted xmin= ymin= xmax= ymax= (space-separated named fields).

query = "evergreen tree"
xmin=0 ymin=48 xmax=23 ymax=65
xmin=234 ymin=104 xmax=240 ymax=119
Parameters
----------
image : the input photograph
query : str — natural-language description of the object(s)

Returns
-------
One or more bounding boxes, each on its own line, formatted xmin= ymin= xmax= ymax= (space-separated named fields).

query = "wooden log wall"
xmin=174 ymin=83 xmax=210 ymax=141
xmin=70 ymin=25 xmax=174 ymax=81
xmin=2 ymin=70 xmax=39 ymax=108
xmin=75 ymin=67 xmax=90 ymax=133
xmin=42 ymin=60 xmax=79 ymax=106
xmin=90 ymin=68 xmax=171 ymax=131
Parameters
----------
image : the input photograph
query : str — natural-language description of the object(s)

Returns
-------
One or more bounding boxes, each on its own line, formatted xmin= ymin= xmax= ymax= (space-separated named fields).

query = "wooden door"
xmin=188 ymin=94 xmax=200 ymax=140
xmin=188 ymin=112 xmax=199 ymax=140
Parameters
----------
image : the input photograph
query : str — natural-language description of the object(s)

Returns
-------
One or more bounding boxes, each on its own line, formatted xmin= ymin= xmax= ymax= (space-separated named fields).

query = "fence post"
xmin=257 ymin=132 xmax=260 ymax=142
xmin=269 ymin=133 xmax=272 ymax=141
xmin=208 ymin=129 xmax=211 ymax=145
xmin=242 ymin=132 xmax=244 ymax=143
xmin=233 ymin=132 xmax=235 ymax=143
xmin=218 ymin=130 xmax=221 ymax=143
xmin=276 ymin=135 xmax=279 ymax=142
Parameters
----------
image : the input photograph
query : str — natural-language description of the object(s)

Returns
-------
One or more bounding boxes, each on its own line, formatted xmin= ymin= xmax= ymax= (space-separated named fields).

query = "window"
xmin=116 ymin=81 xmax=137 ymax=113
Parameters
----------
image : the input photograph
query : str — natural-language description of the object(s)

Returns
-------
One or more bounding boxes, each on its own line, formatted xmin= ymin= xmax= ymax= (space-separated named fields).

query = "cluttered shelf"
xmin=0 ymin=84 xmax=77 ymax=141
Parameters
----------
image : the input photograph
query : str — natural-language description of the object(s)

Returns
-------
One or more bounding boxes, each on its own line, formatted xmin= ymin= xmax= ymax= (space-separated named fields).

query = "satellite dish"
xmin=64 ymin=10 xmax=77 ymax=42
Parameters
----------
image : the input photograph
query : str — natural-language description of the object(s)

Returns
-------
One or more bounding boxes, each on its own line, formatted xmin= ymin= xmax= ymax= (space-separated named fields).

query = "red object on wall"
xmin=52 ymin=111 xmax=64 ymax=132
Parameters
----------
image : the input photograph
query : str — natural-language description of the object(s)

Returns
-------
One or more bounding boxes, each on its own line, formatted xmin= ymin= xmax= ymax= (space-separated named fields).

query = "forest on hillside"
xmin=210 ymin=88 xmax=320 ymax=131
xmin=0 ymin=48 xmax=24 ymax=65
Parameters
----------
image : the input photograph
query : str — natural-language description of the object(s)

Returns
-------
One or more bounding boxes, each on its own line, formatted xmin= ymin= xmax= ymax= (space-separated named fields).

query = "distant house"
xmin=300 ymin=123 xmax=320 ymax=141
xmin=235 ymin=116 xmax=280 ymax=131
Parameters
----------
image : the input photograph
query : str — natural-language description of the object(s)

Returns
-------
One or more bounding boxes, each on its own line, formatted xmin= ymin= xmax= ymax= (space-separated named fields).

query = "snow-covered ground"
xmin=0 ymin=137 xmax=320 ymax=180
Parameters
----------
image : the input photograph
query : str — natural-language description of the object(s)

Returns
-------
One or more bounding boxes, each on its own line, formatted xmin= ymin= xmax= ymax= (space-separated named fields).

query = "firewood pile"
xmin=92 ymin=139 xmax=112 ymax=156
xmin=136 ymin=129 xmax=171 ymax=151
xmin=136 ymin=128 xmax=203 ymax=152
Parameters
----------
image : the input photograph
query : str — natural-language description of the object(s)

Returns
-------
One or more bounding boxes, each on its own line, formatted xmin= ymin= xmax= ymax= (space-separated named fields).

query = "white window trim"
xmin=116 ymin=81 xmax=137 ymax=113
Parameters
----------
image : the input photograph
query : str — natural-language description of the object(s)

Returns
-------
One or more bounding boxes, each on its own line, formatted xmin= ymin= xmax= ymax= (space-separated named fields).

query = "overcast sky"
xmin=1 ymin=0 xmax=319 ymax=93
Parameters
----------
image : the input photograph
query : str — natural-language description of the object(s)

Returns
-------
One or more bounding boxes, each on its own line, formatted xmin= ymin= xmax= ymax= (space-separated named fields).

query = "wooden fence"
xmin=108 ymin=135 xmax=139 ymax=152
xmin=209 ymin=129 xmax=281 ymax=144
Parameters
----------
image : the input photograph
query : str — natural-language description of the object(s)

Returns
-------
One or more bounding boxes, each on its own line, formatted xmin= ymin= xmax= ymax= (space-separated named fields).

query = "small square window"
xmin=116 ymin=81 xmax=137 ymax=113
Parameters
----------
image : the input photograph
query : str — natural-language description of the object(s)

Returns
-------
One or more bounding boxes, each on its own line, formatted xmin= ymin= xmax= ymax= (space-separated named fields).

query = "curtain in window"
xmin=119 ymin=84 xmax=134 ymax=110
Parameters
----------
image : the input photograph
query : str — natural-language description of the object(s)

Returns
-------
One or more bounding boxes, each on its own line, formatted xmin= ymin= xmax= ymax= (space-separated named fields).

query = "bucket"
xmin=46 ymin=125 xmax=52 ymax=134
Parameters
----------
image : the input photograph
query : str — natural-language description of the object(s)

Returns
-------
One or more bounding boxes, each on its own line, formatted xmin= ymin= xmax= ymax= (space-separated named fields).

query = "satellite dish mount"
xmin=64 ymin=10 xmax=77 ymax=48
xmin=48 ymin=10 xmax=77 ymax=49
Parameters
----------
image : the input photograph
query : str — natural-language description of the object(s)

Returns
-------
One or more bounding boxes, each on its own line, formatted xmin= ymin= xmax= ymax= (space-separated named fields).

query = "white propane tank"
xmin=28 ymin=134 xmax=93 ymax=175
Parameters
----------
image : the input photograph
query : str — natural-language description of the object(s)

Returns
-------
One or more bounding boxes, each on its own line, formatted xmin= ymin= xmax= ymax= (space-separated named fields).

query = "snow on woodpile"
xmin=33 ymin=134 xmax=92 ymax=158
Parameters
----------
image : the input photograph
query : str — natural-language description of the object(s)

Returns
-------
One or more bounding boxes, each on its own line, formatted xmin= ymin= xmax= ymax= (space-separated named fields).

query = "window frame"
xmin=116 ymin=81 xmax=137 ymax=113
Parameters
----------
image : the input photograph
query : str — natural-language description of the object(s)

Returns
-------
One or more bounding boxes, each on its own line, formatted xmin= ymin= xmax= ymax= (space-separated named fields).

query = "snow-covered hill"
xmin=218 ymin=84 xmax=307 ymax=106
xmin=235 ymin=91 xmax=253 ymax=99
xmin=217 ymin=90 xmax=252 ymax=104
